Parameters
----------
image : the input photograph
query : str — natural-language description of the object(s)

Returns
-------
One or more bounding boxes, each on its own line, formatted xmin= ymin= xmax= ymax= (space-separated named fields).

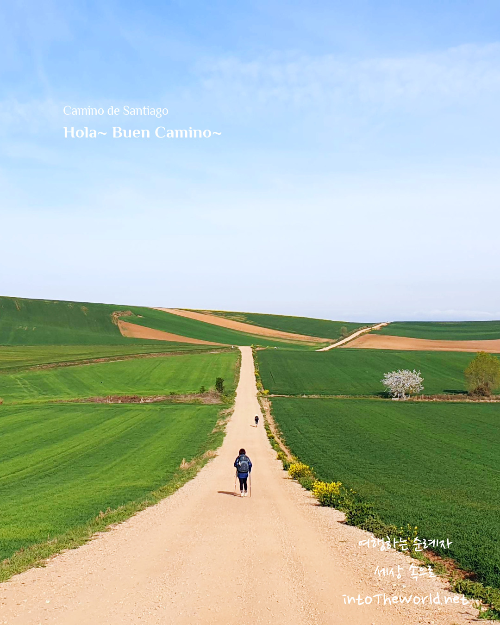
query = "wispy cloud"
xmin=197 ymin=43 xmax=500 ymax=112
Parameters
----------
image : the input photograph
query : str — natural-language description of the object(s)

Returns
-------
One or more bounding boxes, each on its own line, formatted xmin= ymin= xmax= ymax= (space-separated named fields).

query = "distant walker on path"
xmin=254 ymin=415 xmax=259 ymax=426
xmin=234 ymin=448 xmax=252 ymax=497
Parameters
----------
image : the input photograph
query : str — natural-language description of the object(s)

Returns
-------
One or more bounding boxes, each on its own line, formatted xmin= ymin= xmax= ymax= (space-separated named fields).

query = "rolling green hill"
xmin=0 ymin=297 xmax=318 ymax=349
xmin=0 ymin=296 xmax=146 ymax=345
xmin=257 ymin=348 xmax=481 ymax=396
xmin=376 ymin=321 xmax=500 ymax=340
xmin=206 ymin=310 xmax=368 ymax=341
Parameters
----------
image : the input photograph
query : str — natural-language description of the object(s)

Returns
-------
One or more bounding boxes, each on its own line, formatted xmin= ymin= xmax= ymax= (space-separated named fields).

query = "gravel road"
xmin=0 ymin=347 xmax=482 ymax=624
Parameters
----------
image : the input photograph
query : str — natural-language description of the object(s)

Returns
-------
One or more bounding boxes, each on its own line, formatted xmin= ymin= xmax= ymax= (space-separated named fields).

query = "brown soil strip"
xmin=65 ymin=391 xmax=223 ymax=405
xmin=422 ymin=550 xmax=477 ymax=582
xmin=344 ymin=333 xmax=500 ymax=353
xmin=409 ymin=394 xmax=500 ymax=402
xmin=117 ymin=319 xmax=223 ymax=345
xmin=155 ymin=308 xmax=326 ymax=343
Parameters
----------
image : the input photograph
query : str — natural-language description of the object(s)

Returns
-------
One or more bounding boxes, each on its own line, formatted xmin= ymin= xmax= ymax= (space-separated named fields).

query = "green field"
xmin=271 ymin=397 xmax=500 ymax=588
xmin=0 ymin=402 xmax=224 ymax=561
xmin=377 ymin=321 xmax=500 ymax=340
xmin=0 ymin=345 xmax=220 ymax=373
xmin=257 ymin=348 xmax=481 ymax=396
xmin=206 ymin=310 xmax=368 ymax=341
xmin=0 ymin=351 xmax=239 ymax=404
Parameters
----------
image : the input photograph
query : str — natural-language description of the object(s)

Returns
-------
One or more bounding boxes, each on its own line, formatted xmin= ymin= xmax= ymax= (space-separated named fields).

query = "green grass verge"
xmin=377 ymin=321 xmax=500 ymax=340
xmin=205 ymin=310 xmax=368 ymax=341
xmin=270 ymin=397 xmax=500 ymax=589
xmin=257 ymin=348 xmax=481 ymax=396
xmin=0 ymin=351 xmax=239 ymax=404
xmin=0 ymin=402 xmax=228 ymax=570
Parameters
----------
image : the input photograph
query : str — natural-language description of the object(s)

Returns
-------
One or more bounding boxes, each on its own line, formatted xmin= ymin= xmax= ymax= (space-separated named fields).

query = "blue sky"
xmin=1 ymin=0 xmax=499 ymax=321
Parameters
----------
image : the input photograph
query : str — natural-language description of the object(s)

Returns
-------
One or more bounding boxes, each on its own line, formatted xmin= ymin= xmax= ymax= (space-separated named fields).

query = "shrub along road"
xmin=0 ymin=348 xmax=479 ymax=625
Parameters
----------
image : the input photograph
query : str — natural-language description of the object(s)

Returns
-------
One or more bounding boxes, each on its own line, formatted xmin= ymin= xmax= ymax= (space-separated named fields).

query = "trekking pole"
xmin=234 ymin=470 xmax=237 ymax=495
xmin=249 ymin=473 xmax=252 ymax=497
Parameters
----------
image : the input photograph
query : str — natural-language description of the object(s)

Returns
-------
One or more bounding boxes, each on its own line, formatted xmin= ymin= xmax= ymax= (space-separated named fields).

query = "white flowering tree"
xmin=381 ymin=369 xmax=424 ymax=399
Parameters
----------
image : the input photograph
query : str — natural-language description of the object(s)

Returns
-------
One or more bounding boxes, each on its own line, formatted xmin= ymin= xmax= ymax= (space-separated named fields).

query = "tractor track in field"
xmin=0 ymin=348 xmax=231 ymax=375
xmin=0 ymin=347 xmax=482 ymax=625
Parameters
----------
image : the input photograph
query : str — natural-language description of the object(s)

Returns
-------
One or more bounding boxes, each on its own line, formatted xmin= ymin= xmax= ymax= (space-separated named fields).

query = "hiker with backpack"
xmin=254 ymin=415 xmax=259 ymax=426
xmin=234 ymin=448 xmax=252 ymax=497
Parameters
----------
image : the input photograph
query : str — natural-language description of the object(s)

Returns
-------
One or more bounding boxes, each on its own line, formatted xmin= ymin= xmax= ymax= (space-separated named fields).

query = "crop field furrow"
xmin=0 ymin=403 xmax=225 ymax=561
xmin=0 ymin=409 xmax=144 ymax=485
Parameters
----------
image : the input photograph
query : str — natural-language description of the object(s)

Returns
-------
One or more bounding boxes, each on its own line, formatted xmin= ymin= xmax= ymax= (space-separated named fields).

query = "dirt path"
xmin=317 ymin=322 xmax=390 ymax=351
xmin=156 ymin=308 xmax=326 ymax=343
xmin=0 ymin=348 xmax=479 ymax=625
xmin=345 ymin=333 xmax=500 ymax=353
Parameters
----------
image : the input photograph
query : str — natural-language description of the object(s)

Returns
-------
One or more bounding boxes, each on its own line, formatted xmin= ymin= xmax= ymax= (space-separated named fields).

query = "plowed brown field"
xmin=345 ymin=333 xmax=500 ymax=353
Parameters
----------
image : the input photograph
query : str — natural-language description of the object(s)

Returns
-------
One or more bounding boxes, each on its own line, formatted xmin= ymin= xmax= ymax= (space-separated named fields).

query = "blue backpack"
xmin=237 ymin=455 xmax=250 ymax=473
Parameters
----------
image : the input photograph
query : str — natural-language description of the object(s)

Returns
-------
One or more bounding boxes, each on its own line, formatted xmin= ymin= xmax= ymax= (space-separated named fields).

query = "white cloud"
xmin=197 ymin=43 xmax=500 ymax=111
